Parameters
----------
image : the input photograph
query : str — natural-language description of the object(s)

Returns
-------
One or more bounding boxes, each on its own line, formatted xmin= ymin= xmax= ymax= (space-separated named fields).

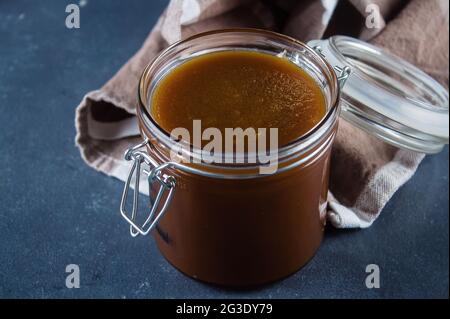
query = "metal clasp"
xmin=120 ymin=139 xmax=176 ymax=237
xmin=313 ymin=45 xmax=351 ymax=89
xmin=334 ymin=65 xmax=351 ymax=89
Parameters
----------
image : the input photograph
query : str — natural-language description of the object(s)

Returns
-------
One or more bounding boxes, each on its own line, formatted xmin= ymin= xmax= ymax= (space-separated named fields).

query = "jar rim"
xmin=137 ymin=28 xmax=340 ymax=177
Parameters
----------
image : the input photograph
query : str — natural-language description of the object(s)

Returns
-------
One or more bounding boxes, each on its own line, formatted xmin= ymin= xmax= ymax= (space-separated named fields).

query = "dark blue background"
xmin=0 ymin=0 xmax=448 ymax=298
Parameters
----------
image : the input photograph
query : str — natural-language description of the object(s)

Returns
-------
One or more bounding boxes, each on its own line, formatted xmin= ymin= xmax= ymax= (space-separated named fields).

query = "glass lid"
xmin=308 ymin=36 xmax=449 ymax=154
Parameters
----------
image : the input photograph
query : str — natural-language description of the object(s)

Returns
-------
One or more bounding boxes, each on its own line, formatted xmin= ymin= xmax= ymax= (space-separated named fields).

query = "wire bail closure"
xmin=313 ymin=45 xmax=351 ymax=88
xmin=120 ymin=139 xmax=176 ymax=237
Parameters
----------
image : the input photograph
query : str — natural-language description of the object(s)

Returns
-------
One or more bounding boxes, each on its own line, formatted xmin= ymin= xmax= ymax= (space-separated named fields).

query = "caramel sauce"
xmin=141 ymin=49 xmax=334 ymax=286
xmin=150 ymin=50 xmax=326 ymax=146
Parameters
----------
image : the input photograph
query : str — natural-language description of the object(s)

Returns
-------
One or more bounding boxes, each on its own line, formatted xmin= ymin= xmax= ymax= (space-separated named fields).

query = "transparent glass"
xmin=325 ymin=36 xmax=449 ymax=153
xmin=137 ymin=29 xmax=340 ymax=286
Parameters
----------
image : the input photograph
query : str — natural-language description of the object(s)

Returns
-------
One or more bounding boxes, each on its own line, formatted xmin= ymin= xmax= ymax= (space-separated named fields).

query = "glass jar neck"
xmin=138 ymin=29 xmax=340 ymax=179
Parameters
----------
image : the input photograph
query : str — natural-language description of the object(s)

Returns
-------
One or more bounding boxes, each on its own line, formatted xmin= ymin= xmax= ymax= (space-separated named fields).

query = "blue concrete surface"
xmin=0 ymin=0 xmax=448 ymax=299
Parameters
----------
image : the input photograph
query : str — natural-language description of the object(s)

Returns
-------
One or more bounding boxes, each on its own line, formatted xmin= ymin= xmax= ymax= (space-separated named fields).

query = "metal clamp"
xmin=120 ymin=139 xmax=176 ymax=237
xmin=313 ymin=45 xmax=351 ymax=89
xmin=334 ymin=65 xmax=351 ymax=89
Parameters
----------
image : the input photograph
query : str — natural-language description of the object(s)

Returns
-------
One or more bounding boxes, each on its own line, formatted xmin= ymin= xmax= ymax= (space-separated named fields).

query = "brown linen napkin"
xmin=75 ymin=0 xmax=449 ymax=228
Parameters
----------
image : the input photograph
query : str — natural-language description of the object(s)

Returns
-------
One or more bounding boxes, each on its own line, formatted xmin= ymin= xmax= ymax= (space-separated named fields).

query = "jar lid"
xmin=308 ymin=36 xmax=449 ymax=154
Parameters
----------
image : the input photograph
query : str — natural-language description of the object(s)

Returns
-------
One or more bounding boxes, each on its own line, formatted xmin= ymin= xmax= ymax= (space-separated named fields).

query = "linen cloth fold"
xmin=75 ymin=0 xmax=449 ymax=228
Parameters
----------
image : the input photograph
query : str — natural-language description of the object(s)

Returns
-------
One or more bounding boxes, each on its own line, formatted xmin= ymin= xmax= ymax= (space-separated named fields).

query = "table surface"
xmin=0 ymin=0 xmax=448 ymax=299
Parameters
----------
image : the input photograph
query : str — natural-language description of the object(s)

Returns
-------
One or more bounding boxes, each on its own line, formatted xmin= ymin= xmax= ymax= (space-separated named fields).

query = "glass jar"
xmin=120 ymin=29 xmax=448 ymax=287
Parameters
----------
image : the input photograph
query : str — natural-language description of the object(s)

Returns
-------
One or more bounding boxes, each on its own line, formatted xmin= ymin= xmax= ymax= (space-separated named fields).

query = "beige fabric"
xmin=75 ymin=0 xmax=449 ymax=228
